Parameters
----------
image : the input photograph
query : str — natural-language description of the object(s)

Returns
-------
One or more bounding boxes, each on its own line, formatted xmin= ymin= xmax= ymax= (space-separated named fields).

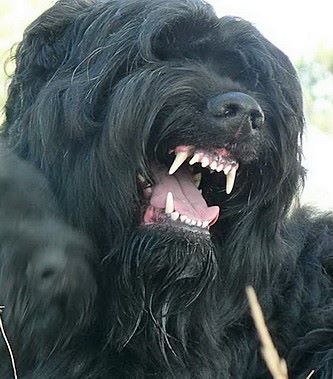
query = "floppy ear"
xmin=5 ymin=0 xmax=89 ymax=126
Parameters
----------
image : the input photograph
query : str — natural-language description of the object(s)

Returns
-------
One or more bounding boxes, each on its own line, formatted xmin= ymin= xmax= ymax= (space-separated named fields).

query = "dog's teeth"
xmin=169 ymin=151 xmax=189 ymax=175
xmin=216 ymin=164 xmax=224 ymax=172
xmin=193 ymin=173 xmax=202 ymax=188
xmin=223 ymin=165 xmax=232 ymax=175
xmin=177 ymin=214 xmax=206 ymax=228
xmin=137 ymin=174 xmax=146 ymax=183
xmin=170 ymin=211 xmax=179 ymax=221
xmin=201 ymin=156 xmax=210 ymax=167
xmin=165 ymin=192 xmax=174 ymax=214
xmin=189 ymin=153 xmax=200 ymax=165
xmin=143 ymin=187 xmax=152 ymax=199
xmin=226 ymin=166 xmax=237 ymax=194
xmin=180 ymin=215 xmax=187 ymax=222
xmin=210 ymin=161 xmax=217 ymax=170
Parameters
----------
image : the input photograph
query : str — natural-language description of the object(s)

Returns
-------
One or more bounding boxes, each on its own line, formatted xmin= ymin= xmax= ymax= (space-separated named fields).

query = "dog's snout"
xmin=207 ymin=92 xmax=264 ymax=130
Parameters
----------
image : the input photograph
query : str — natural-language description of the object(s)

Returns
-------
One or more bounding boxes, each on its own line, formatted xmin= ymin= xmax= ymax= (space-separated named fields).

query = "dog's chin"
xmin=106 ymin=225 xmax=218 ymax=355
xmin=118 ymin=224 xmax=216 ymax=281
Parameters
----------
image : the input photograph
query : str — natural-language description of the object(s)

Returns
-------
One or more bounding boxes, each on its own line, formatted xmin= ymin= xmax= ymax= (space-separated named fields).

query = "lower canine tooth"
xmin=165 ymin=192 xmax=174 ymax=214
xmin=171 ymin=211 xmax=179 ymax=221
xmin=169 ymin=151 xmax=189 ymax=175
xmin=226 ymin=167 xmax=237 ymax=194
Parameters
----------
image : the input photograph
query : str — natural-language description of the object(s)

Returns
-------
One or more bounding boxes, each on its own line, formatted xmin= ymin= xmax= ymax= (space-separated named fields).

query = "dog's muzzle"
xmin=138 ymin=91 xmax=264 ymax=235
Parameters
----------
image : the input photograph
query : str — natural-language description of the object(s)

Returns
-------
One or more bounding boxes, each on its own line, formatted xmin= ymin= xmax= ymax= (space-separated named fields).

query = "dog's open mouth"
xmin=139 ymin=145 xmax=239 ymax=232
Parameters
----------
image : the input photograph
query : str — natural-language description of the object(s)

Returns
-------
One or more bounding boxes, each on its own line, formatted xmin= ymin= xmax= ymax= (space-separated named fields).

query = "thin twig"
xmin=305 ymin=370 xmax=315 ymax=379
xmin=246 ymin=286 xmax=288 ymax=379
xmin=0 ymin=306 xmax=18 ymax=379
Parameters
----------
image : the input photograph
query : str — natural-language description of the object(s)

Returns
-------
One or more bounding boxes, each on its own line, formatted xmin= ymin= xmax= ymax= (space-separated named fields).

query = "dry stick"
xmin=0 ymin=306 xmax=18 ymax=379
xmin=246 ymin=286 xmax=288 ymax=379
xmin=305 ymin=370 xmax=315 ymax=379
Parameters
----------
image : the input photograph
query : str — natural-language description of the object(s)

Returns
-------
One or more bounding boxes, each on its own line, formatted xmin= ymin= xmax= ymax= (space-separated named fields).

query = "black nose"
xmin=207 ymin=92 xmax=264 ymax=130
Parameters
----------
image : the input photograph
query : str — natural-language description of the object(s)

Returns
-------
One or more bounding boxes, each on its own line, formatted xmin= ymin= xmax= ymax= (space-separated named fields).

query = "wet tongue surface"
xmin=146 ymin=165 xmax=220 ymax=225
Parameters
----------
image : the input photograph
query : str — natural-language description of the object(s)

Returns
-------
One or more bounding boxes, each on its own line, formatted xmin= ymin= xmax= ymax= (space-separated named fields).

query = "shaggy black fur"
xmin=0 ymin=146 xmax=96 ymax=377
xmin=1 ymin=0 xmax=333 ymax=377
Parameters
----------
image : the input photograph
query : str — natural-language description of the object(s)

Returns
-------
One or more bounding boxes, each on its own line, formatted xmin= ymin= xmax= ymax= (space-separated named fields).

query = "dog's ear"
xmin=141 ymin=0 xmax=219 ymax=59
xmin=15 ymin=0 xmax=89 ymax=73
xmin=5 ymin=0 xmax=90 ymax=126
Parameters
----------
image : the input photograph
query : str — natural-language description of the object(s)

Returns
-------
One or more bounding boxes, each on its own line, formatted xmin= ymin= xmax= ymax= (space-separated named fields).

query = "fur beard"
xmin=105 ymin=227 xmax=219 ymax=370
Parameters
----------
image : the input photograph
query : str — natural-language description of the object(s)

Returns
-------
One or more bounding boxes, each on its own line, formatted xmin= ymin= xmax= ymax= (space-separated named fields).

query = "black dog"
xmin=0 ymin=146 xmax=96 ymax=377
xmin=1 ymin=0 xmax=333 ymax=377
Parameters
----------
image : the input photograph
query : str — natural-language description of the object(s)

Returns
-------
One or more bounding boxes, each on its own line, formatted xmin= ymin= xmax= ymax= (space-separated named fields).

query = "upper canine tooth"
xmin=165 ymin=192 xmax=174 ymax=214
xmin=223 ymin=165 xmax=232 ymax=175
xmin=193 ymin=173 xmax=202 ymax=188
xmin=226 ymin=166 xmax=237 ymax=194
xmin=169 ymin=151 xmax=189 ymax=175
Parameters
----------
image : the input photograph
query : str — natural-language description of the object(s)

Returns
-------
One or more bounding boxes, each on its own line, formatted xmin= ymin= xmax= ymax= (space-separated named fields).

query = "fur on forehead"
xmin=11 ymin=0 xmax=302 ymax=106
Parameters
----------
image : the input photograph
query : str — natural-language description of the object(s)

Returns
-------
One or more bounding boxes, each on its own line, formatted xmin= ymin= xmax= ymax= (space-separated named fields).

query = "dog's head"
xmin=4 ymin=0 xmax=304 ymax=242
xmin=4 ymin=0 xmax=304 ymax=364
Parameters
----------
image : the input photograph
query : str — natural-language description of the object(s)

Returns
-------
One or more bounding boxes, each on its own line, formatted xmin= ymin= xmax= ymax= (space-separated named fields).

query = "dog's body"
xmin=1 ymin=0 xmax=332 ymax=377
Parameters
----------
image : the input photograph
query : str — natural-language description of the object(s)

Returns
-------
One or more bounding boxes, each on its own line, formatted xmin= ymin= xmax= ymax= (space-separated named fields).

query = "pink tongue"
xmin=147 ymin=166 xmax=220 ymax=224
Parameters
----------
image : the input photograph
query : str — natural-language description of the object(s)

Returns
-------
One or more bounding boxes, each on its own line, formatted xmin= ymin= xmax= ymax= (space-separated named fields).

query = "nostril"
xmin=250 ymin=110 xmax=265 ymax=130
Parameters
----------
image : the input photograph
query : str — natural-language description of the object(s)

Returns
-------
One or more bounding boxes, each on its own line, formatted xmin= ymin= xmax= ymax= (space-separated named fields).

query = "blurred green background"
xmin=0 ymin=1 xmax=333 ymax=208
